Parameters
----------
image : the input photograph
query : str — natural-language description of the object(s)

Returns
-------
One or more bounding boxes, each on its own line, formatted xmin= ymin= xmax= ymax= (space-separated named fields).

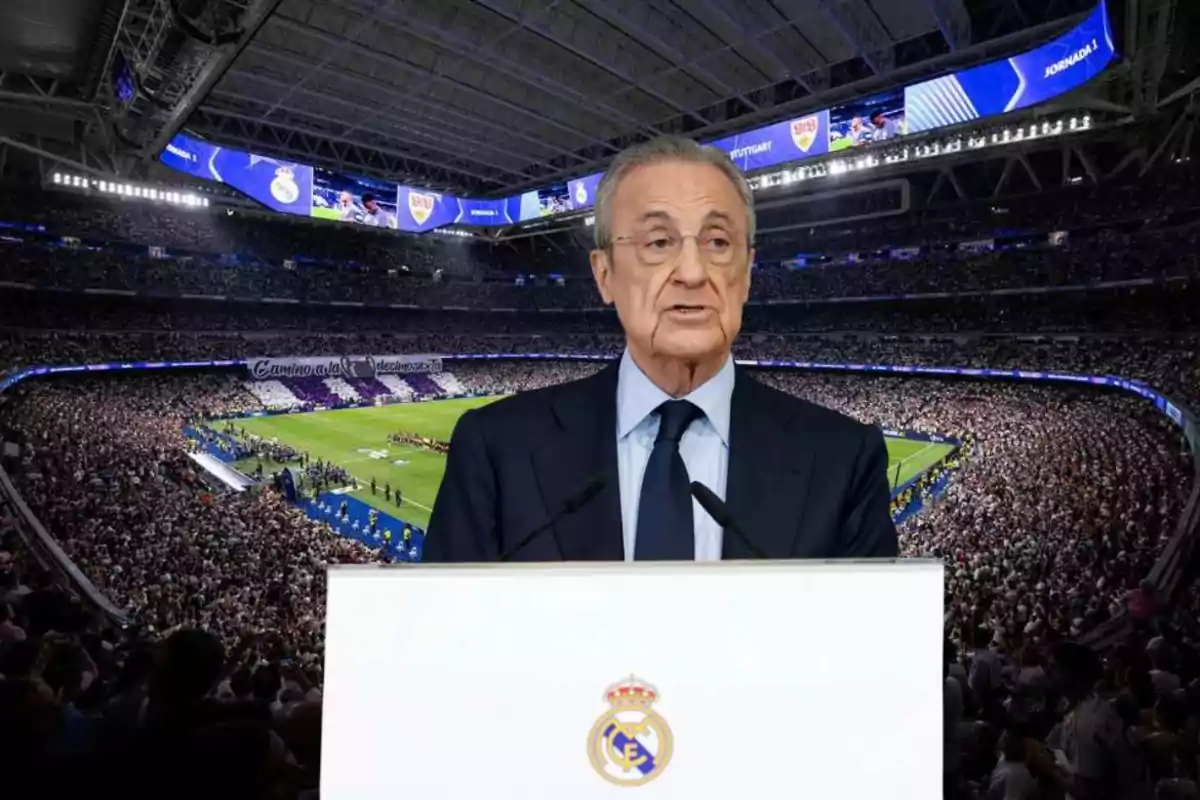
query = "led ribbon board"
xmin=159 ymin=2 xmax=1113 ymax=233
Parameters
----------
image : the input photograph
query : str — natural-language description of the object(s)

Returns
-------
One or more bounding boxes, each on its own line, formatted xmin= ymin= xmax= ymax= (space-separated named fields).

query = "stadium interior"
xmin=1 ymin=0 xmax=1199 ymax=796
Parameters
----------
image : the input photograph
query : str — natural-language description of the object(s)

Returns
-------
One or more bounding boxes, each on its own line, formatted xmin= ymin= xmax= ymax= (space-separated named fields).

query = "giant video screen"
xmin=905 ymin=0 xmax=1114 ymax=131
xmin=311 ymin=170 xmax=399 ymax=230
xmin=160 ymin=134 xmax=313 ymax=216
xmin=828 ymin=89 xmax=908 ymax=151
xmin=161 ymin=1 xmax=1113 ymax=233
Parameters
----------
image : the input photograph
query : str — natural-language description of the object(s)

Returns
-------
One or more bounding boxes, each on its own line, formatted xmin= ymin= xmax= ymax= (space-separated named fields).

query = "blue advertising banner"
xmin=455 ymin=196 xmax=514 ymax=226
xmin=706 ymin=110 xmax=830 ymax=171
xmin=905 ymin=0 xmax=1114 ymax=132
xmin=160 ymin=133 xmax=313 ymax=215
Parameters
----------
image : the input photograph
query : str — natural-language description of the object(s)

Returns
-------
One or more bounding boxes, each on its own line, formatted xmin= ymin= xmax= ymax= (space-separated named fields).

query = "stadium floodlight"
xmin=53 ymin=173 xmax=62 ymax=184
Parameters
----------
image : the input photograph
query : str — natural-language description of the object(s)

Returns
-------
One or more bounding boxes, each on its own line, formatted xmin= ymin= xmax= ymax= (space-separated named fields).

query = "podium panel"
xmin=323 ymin=560 xmax=943 ymax=799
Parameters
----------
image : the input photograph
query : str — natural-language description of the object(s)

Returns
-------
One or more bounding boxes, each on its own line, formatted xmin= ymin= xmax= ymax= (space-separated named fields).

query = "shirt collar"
xmin=617 ymin=348 xmax=734 ymax=445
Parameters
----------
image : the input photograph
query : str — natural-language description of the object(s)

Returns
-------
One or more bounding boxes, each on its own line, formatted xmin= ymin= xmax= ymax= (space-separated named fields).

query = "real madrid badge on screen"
xmin=588 ymin=676 xmax=674 ymax=787
xmin=270 ymin=166 xmax=299 ymax=206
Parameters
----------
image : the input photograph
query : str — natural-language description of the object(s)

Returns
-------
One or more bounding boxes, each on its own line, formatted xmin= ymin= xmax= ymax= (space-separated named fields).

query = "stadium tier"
xmin=1 ymin=0 xmax=1199 ymax=794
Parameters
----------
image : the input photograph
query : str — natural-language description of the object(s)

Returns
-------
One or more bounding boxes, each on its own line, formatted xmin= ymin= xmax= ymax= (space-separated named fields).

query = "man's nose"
xmin=672 ymin=237 xmax=707 ymax=285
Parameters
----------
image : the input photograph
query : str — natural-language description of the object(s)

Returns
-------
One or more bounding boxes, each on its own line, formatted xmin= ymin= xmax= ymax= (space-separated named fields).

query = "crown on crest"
xmin=604 ymin=676 xmax=658 ymax=709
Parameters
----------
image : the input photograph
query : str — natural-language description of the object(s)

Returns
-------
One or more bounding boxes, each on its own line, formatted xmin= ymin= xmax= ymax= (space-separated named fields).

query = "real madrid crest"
xmin=588 ymin=676 xmax=673 ymax=787
xmin=270 ymin=166 xmax=300 ymax=205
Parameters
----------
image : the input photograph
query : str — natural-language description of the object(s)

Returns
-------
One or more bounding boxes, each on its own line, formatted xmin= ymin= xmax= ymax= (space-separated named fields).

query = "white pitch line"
xmin=402 ymin=497 xmax=434 ymax=513
xmin=896 ymin=441 xmax=940 ymax=470
xmin=343 ymin=470 xmax=435 ymax=514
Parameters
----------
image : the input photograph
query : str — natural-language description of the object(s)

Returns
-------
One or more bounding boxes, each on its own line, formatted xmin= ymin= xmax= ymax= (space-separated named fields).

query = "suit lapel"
xmin=723 ymin=369 xmax=815 ymax=559
xmin=531 ymin=363 xmax=625 ymax=561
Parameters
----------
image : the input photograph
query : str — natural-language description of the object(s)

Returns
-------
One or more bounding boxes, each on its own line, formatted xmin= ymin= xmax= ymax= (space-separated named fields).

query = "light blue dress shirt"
xmin=616 ymin=349 xmax=734 ymax=562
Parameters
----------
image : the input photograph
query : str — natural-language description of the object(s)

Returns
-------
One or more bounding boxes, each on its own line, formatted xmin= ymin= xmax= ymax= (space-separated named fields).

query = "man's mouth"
xmin=667 ymin=304 xmax=709 ymax=315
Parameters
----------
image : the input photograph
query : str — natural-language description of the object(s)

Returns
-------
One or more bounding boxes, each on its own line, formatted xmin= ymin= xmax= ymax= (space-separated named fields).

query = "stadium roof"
xmin=185 ymin=0 xmax=1098 ymax=194
xmin=0 ymin=0 xmax=1153 ymax=192
xmin=0 ymin=0 xmax=110 ymax=81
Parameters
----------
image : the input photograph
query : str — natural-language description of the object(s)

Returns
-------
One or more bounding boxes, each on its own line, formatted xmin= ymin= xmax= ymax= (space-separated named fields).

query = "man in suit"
xmin=425 ymin=135 xmax=898 ymax=563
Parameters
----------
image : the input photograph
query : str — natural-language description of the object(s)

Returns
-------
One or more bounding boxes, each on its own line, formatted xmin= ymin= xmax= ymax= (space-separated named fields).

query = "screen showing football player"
xmin=335 ymin=191 xmax=361 ymax=222
xmin=870 ymin=109 xmax=900 ymax=142
xmin=360 ymin=193 xmax=395 ymax=229
xmin=848 ymin=116 xmax=870 ymax=146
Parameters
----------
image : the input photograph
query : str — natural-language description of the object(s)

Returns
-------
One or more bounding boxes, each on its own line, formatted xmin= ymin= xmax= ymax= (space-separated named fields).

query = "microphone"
xmin=689 ymin=481 xmax=769 ymax=560
xmin=498 ymin=474 xmax=608 ymax=562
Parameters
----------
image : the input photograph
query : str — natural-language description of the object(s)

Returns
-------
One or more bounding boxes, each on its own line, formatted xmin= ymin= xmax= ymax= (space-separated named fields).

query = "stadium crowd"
xmin=1 ymin=358 xmax=1195 ymax=796
xmin=0 ymin=161 xmax=1197 ymax=796
xmin=1 ymin=222 xmax=1196 ymax=309
xmin=3 ymin=324 xmax=1196 ymax=415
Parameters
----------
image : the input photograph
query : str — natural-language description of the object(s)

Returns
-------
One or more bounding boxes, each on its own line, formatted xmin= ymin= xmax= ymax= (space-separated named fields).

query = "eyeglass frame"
xmin=607 ymin=229 xmax=752 ymax=267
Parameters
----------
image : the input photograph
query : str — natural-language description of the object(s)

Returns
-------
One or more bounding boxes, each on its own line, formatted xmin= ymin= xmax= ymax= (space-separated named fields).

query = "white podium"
xmin=322 ymin=560 xmax=943 ymax=799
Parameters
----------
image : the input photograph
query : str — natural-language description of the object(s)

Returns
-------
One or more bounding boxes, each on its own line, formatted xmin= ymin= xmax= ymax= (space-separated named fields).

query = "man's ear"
xmin=590 ymin=248 xmax=614 ymax=305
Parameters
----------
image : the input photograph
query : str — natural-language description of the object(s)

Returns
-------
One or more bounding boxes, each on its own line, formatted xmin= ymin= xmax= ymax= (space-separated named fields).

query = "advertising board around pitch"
xmin=322 ymin=560 xmax=943 ymax=799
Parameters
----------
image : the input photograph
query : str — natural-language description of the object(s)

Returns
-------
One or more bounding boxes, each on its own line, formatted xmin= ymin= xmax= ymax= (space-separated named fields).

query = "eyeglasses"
xmin=610 ymin=230 xmax=745 ymax=267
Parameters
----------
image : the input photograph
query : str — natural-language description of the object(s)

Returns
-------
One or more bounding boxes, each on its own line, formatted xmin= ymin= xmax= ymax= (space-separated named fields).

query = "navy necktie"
xmin=635 ymin=400 xmax=703 ymax=561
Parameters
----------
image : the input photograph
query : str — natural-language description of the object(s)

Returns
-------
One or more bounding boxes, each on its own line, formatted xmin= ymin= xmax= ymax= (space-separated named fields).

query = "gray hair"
xmin=592 ymin=135 xmax=756 ymax=250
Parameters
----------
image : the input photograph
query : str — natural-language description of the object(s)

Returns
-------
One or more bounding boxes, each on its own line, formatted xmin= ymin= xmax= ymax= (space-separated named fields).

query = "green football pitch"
xmin=233 ymin=398 xmax=954 ymax=529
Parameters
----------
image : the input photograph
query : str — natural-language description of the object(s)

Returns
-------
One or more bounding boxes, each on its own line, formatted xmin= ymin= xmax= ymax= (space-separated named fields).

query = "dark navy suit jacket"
xmin=424 ymin=363 xmax=899 ymax=562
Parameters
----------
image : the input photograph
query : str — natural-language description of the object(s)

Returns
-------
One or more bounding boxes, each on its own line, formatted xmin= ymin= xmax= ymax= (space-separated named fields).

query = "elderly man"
xmin=425 ymin=136 xmax=897 ymax=562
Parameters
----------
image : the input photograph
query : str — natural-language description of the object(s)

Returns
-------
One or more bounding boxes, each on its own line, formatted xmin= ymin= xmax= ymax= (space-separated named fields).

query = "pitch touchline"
xmin=895 ymin=441 xmax=941 ymax=471
xmin=344 ymin=470 xmax=435 ymax=513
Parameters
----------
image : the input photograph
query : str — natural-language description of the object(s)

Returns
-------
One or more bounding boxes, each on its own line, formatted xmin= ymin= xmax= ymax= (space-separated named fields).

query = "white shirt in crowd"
xmin=1050 ymin=695 xmax=1152 ymax=800
xmin=988 ymin=756 xmax=1038 ymax=800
